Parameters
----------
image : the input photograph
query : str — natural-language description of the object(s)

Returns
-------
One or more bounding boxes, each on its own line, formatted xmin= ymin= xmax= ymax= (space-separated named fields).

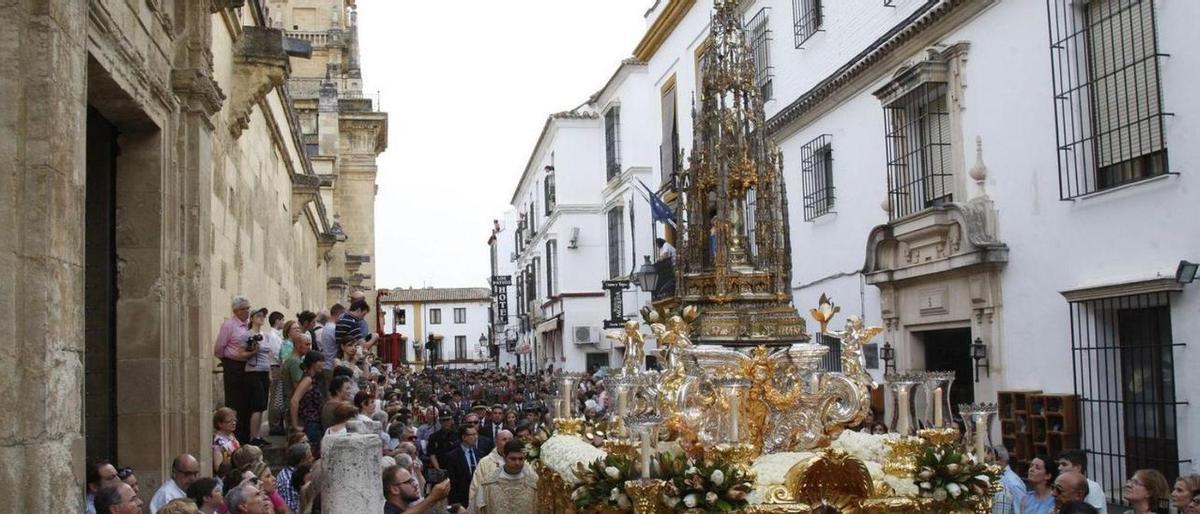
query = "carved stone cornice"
xmin=863 ymin=196 xmax=1007 ymax=286
xmin=290 ymin=173 xmax=322 ymax=223
xmin=172 ymin=68 xmax=225 ymax=122
xmin=229 ymin=26 xmax=290 ymax=138
xmin=338 ymin=112 xmax=388 ymax=155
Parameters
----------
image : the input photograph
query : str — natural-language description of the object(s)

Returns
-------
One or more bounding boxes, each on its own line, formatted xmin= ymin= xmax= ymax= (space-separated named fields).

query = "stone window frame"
xmin=872 ymin=43 xmax=970 ymax=220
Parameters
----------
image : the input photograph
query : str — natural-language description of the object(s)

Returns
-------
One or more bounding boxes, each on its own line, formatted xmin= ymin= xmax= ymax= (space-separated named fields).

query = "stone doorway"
xmin=85 ymin=106 xmax=120 ymax=465
xmin=918 ymin=327 xmax=974 ymax=418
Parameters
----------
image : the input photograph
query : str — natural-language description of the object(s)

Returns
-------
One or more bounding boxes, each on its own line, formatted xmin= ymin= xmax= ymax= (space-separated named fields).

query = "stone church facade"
xmin=0 ymin=0 xmax=386 ymax=511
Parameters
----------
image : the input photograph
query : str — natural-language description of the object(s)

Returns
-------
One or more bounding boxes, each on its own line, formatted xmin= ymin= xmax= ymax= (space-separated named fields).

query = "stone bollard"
xmin=321 ymin=432 xmax=384 ymax=514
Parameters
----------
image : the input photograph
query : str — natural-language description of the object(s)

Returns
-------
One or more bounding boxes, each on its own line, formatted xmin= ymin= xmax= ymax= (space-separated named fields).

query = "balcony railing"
xmin=285 ymin=30 xmax=342 ymax=48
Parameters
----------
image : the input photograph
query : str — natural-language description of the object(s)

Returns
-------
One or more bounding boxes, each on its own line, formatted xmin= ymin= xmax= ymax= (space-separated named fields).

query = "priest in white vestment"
xmin=469 ymin=440 xmax=538 ymax=514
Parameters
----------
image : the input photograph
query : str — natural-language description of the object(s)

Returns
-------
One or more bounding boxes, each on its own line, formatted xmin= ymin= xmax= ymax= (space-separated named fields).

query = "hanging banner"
xmin=491 ymin=275 xmax=512 ymax=326
xmin=602 ymin=279 xmax=630 ymax=329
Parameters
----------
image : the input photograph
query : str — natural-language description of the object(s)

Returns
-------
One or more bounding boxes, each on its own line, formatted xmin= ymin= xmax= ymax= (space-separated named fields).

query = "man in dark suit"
xmin=463 ymin=413 xmax=493 ymax=457
xmin=442 ymin=424 xmax=481 ymax=507
xmin=480 ymin=404 xmax=504 ymax=442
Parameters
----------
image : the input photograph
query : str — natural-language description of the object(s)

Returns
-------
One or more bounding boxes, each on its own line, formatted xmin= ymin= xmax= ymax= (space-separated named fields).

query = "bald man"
xmin=149 ymin=454 xmax=201 ymax=513
xmin=1054 ymin=471 xmax=1089 ymax=511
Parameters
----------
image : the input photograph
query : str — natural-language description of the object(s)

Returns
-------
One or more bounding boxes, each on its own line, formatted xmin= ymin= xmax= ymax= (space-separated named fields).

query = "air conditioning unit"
xmin=571 ymin=326 xmax=599 ymax=345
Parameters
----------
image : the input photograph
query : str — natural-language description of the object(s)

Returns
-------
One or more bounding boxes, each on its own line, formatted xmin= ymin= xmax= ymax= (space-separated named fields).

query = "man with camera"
xmin=213 ymin=296 xmax=257 ymax=443
xmin=384 ymin=464 xmax=456 ymax=514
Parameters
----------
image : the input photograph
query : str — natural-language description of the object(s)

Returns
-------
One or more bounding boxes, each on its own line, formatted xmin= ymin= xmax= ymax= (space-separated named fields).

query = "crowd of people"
xmin=89 ymin=292 xmax=607 ymax=514
xmin=84 ymin=293 xmax=1200 ymax=514
xmin=984 ymin=448 xmax=1200 ymax=514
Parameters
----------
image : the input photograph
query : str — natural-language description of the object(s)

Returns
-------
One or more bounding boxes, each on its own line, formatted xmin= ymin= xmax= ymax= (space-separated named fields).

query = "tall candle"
xmin=640 ymin=432 xmax=652 ymax=478
xmin=729 ymin=394 xmax=741 ymax=442
xmin=897 ymin=388 xmax=911 ymax=435
xmin=974 ymin=417 xmax=988 ymax=459
xmin=933 ymin=387 xmax=944 ymax=427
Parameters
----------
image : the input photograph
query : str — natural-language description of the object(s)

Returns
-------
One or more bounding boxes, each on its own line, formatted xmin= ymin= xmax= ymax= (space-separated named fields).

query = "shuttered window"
xmin=884 ymin=82 xmax=952 ymax=219
xmin=1047 ymin=0 xmax=1169 ymax=198
xmin=605 ymin=107 xmax=621 ymax=181
xmin=660 ymin=85 xmax=678 ymax=184
xmin=747 ymin=7 xmax=773 ymax=100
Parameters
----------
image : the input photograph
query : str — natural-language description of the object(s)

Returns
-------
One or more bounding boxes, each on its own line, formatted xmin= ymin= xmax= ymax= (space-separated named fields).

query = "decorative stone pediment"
xmin=290 ymin=173 xmax=322 ymax=223
xmin=863 ymin=196 xmax=1007 ymax=286
xmin=229 ymin=26 xmax=290 ymax=138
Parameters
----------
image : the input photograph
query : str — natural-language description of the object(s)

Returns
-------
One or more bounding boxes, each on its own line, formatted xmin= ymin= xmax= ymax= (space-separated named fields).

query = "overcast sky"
xmin=358 ymin=1 xmax=651 ymax=289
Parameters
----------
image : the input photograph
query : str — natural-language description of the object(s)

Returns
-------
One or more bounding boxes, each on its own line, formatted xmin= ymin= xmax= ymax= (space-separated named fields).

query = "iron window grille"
xmin=515 ymin=272 xmax=525 ymax=316
xmin=792 ymin=0 xmax=822 ymax=48
xmin=607 ymin=207 xmax=625 ymax=279
xmin=605 ymin=107 xmax=622 ymax=181
xmin=545 ymin=240 xmax=557 ymax=297
xmin=526 ymin=261 xmax=538 ymax=303
xmin=747 ymin=7 xmax=774 ymax=100
xmin=429 ymin=308 xmax=442 ymax=325
xmin=1069 ymin=291 xmax=1188 ymax=506
xmin=455 ymin=336 xmax=466 ymax=360
xmin=544 ymin=169 xmax=556 ymax=215
xmin=799 ymin=134 xmax=835 ymax=221
xmin=883 ymin=82 xmax=953 ymax=220
xmin=1046 ymin=0 xmax=1171 ymax=199
xmin=453 ymin=308 xmax=466 ymax=324
xmin=816 ymin=333 xmax=843 ymax=372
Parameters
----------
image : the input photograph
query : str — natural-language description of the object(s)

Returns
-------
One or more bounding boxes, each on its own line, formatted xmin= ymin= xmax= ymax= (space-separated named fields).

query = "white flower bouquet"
xmin=540 ymin=434 xmax=607 ymax=485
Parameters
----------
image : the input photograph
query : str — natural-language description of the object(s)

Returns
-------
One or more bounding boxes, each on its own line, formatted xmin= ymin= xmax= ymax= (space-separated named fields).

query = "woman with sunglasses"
xmin=247 ymin=462 xmax=292 ymax=514
xmin=117 ymin=467 xmax=138 ymax=496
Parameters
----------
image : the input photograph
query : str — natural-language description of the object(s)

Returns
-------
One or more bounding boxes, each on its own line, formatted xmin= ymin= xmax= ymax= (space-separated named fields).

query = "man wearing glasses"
xmin=149 ymin=454 xmax=201 ymax=513
xmin=384 ymin=464 xmax=451 ymax=514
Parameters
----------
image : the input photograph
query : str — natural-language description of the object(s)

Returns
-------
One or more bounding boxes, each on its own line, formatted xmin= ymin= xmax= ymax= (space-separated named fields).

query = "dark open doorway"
xmin=920 ymin=327 xmax=974 ymax=421
xmin=84 ymin=106 xmax=120 ymax=465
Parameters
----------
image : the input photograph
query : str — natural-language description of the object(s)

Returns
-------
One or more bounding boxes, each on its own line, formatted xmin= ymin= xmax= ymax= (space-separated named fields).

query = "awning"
xmin=536 ymin=315 xmax=562 ymax=335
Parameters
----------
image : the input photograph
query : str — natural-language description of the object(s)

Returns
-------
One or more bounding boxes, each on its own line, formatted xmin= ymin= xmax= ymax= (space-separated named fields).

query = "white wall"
xmin=749 ymin=0 xmax=1200 ymax=485
xmin=381 ymin=299 xmax=491 ymax=365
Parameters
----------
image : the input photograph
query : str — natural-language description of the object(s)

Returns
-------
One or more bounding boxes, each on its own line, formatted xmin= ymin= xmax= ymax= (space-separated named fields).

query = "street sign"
xmin=492 ymin=275 xmax=511 ymax=326
xmin=602 ymin=280 xmax=630 ymax=329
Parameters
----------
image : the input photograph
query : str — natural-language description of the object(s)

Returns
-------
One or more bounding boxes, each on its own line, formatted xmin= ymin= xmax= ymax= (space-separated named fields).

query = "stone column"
xmin=0 ymin=1 xmax=90 ymax=513
xmin=321 ymin=433 xmax=384 ymax=513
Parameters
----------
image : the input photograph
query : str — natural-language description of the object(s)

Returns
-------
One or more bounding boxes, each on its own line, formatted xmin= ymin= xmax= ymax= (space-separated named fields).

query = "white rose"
xmin=605 ymin=466 xmax=620 ymax=479
xmin=610 ymin=488 xmax=619 ymax=501
xmin=710 ymin=469 xmax=725 ymax=486
xmin=919 ymin=481 xmax=932 ymax=490
xmin=933 ymin=488 xmax=948 ymax=501
xmin=706 ymin=491 xmax=718 ymax=504
xmin=684 ymin=494 xmax=698 ymax=508
xmin=685 ymin=466 xmax=699 ymax=475
xmin=946 ymin=482 xmax=962 ymax=498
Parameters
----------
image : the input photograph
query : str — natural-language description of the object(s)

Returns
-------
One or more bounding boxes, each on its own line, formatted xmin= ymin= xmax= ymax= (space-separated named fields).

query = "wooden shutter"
xmin=1087 ymin=0 xmax=1163 ymax=169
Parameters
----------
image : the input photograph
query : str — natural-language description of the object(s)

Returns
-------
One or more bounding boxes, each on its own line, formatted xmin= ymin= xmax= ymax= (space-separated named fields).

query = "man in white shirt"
xmin=656 ymin=238 xmax=676 ymax=263
xmin=149 ymin=454 xmax=200 ymax=514
xmin=1056 ymin=450 xmax=1106 ymax=514
xmin=990 ymin=445 xmax=1027 ymax=514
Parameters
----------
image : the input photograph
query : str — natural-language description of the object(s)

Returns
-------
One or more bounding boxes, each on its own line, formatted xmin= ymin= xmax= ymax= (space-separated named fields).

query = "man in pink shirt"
xmin=214 ymin=295 xmax=255 ymax=442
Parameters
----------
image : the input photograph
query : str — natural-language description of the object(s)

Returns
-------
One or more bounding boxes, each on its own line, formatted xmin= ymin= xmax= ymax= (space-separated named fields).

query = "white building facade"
xmin=625 ymin=0 xmax=1200 ymax=502
xmin=379 ymin=288 xmax=493 ymax=369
